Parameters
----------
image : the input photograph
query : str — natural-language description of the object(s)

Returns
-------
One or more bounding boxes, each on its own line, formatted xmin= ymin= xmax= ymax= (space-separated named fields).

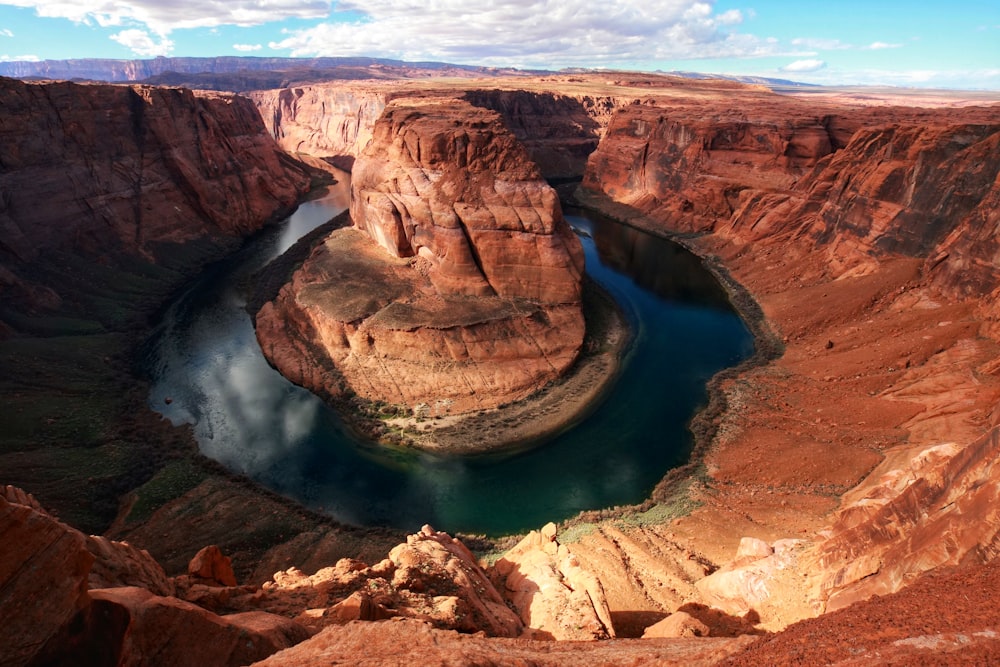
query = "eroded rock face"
xmin=252 ymin=525 xmax=523 ymax=638
xmin=251 ymin=82 xmax=628 ymax=180
xmin=581 ymin=98 xmax=1000 ymax=296
xmin=492 ymin=522 xmax=615 ymax=641
xmin=0 ymin=76 xmax=312 ymax=333
xmin=0 ymin=492 xmax=93 ymax=666
xmin=580 ymin=98 xmax=856 ymax=234
xmin=350 ymin=98 xmax=584 ymax=302
xmin=578 ymin=89 xmax=1000 ymax=629
xmin=257 ymin=98 xmax=585 ymax=419
xmin=86 ymin=587 xmax=309 ymax=667
xmin=251 ymin=85 xmax=393 ymax=162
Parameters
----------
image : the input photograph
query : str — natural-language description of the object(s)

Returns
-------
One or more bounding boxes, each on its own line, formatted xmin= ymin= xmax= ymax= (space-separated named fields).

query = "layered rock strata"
xmin=0 ymin=76 xmax=313 ymax=334
xmin=251 ymin=80 xmax=630 ymax=180
xmin=256 ymin=98 xmax=586 ymax=433
xmin=574 ymin=92 xmax=1000 ymax=629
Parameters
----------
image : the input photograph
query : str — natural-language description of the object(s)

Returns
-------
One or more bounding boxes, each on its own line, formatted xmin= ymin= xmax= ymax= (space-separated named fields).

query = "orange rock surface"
xmin=572 ymin=83 xmax=1000 ymax=632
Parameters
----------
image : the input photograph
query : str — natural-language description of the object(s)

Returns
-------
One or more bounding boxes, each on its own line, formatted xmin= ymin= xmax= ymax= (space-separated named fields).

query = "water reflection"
xmin=568 ymin=207 xmax=733 ymax=310
xmin=144 ymin=184 xmax=753 ymax=536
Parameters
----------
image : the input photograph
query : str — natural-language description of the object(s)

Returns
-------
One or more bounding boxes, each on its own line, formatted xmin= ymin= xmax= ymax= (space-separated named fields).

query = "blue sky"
xmin=0 ymin=1 xmax=998 ymax=89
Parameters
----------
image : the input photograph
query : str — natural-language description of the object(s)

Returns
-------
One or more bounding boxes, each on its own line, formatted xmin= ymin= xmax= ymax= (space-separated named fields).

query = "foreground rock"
xmin=256 ymin=97 xmax=588 ymax=445
xmin=0 ymin=487 xmax=307 ymax=666
xmin=0 ymin=490 xmax=92 ymax=666
xmin=493 ymin=522 xmax=615 ymax=640
xmin=250 ymin=617 xmax=753 ymax=667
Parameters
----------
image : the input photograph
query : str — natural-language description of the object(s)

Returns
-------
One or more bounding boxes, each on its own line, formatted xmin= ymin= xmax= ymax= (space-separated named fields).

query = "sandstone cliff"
xmin=251 ymin=81 xmax=630 ymax=180
xmin=256 ymin=98 xmax=586 ymax=432
xmin=576 ymin=91 xmax=1000 ymax=628
xmin=251 ymin=85 xmax=395 ymax=164
xmin=0 ymin=76 xmax=314 ymax=335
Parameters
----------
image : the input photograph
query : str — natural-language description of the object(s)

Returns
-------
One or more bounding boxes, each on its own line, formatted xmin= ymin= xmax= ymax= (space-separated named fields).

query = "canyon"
xmin=1 ymin=66 xmax=1000 ymax=665
xmin=253 ymin=96 xmax=605 ymax=448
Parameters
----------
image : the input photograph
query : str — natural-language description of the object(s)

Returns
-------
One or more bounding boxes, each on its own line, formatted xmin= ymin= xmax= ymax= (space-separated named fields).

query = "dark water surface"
xmin=145 ymin=179 xmax=753 ymax=536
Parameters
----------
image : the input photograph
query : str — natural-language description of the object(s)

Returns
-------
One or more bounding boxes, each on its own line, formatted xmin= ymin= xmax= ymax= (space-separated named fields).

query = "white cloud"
xmin=865 ymin=41 xmax=902 ymax=50
xmin=0 ymin=28 xmax=12 ymax=37
xmin=110 ymin=28 xmax=174 ymax=56
xmin=263 ymin=0 xmax=791 ymax=68
xmin=779 ymin=58 xmax=826 ymax=73
xmin=1 ymin=53 xmax=39 ymax=61
xmin=791 ymin=37 xmax=851 ymax=50
xmin=233 ymin=43 xmax=262 ymax=52
xmin=0 ymin=0 xmax=330 ymax=35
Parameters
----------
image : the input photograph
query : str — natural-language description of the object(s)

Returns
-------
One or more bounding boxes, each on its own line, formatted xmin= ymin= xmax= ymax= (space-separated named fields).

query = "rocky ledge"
xmin=255 ymin=97 xmax=624 ymax=451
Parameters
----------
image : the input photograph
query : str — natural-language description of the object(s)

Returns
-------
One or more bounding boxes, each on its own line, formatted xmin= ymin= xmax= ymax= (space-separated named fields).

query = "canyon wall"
xmin=256 ymin=97 xmax=586 ymax=427
xmin=577 ymin=92 xmax=1000 ymax=623
xmin=0 ymin=76 xmax=314 ymax=335
xmin=250 ymin=85 xmax=395 ymax=163
xmin=582 ymin=98 xmax=1000 ymax=295
xmin=251 ymin=82 xmax=630 ymax=180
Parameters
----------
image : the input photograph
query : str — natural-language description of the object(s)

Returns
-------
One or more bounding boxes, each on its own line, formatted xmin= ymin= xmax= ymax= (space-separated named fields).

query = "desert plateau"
xmin=2 ymin=46 xmax=1000 ymax=667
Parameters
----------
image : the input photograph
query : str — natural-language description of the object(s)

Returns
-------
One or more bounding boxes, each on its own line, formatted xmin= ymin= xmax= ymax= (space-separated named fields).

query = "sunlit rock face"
xmin=256 ymin=98 xmax=585 ymax=421
xmin=350 ymin=98 xmax=585 ymax=302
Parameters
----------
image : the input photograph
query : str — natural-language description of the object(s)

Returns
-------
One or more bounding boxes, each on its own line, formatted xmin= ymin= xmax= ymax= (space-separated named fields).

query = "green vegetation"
xmin=125 ymin=458 xmax=210 ymax=525
xmin=557 ymin=521 xmax=598 ymax=544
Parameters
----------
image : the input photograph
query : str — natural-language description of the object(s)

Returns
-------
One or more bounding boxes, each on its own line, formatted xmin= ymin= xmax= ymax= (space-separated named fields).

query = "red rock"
xmin=643 ymin=611 xmax=711 ymax=638
xmin=256 ymin=97 xmax=586 ymax=423
xmin=386 ymin=524 xmax=524 ymax=637
xmin=188 ymin=544 xmax=239 ymax=587
xmin=251 ymin=84 xmax=392 ymax=161
xmin=492 ymin=522 xmax=615 ymax=641
xmin=85 ymin=586 xmax=309 ymax=667
xmin=0 ymin=77 xmax=312 ymax=330
xmin=87 ymin=535 xmax=175 ymax=596
xmin=250 ymin=617 xmax=754 ymax=667
xmin=0 ymin=492 xmax=93 ymax=666
xmin=350 ymin=98 xmax=584 ymax=302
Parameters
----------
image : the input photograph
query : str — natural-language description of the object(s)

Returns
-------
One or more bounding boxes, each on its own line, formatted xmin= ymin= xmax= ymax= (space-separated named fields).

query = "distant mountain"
xmin=665 ymin=70 xmax=819 ymax=89
xmin=0 ymin=56 xmax=543 ymax=84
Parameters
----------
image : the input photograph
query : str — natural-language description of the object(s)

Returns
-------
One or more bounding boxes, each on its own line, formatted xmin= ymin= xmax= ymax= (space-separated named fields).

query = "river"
xmin=144 ymin=174 xmax=753 ymax=536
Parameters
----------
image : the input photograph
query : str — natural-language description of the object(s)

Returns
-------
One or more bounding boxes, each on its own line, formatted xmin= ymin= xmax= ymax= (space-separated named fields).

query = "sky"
xmin=0 ymin=0 xmax=998 ymax=89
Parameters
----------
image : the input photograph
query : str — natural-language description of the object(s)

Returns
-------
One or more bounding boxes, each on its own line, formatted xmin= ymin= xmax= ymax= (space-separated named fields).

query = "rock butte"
xmin=1 ymin=66 xmax=1000 ymax=665
xmin=255 ymin=96 xmax=592 ymax=444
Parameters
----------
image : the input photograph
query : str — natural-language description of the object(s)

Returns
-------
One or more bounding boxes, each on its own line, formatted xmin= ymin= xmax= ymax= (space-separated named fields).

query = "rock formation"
xmin=251 ymin=80 xmax=630 ymax=180
xmin=256 ymin=97 xmax=586 ymax=430
xmin=0 ymin=76 xmax=313 ymax=334
xmin=251 ymin=85 xmax=394 ymax=164
xmin=491 ymin=522 xmax=615 ymax=641
xmin=2 ymin=487 xmax=646 ymax=665
xmin=5 ymin=67 xmax=1000 ymax=664
xmin=576 ymin=86 xmax=1000 ymax=629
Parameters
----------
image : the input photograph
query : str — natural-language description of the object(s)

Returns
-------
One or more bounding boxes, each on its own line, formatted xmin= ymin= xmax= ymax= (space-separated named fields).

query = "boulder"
xmin=0 ymin=492 xmax=93 ymax=666
xmin=188 ymin=545 xmax=239 ymax=587
xmin=642 ymin=611 xmax=711 ymax=638
xmin=492 ymin=522 xmax=614 ymax=640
